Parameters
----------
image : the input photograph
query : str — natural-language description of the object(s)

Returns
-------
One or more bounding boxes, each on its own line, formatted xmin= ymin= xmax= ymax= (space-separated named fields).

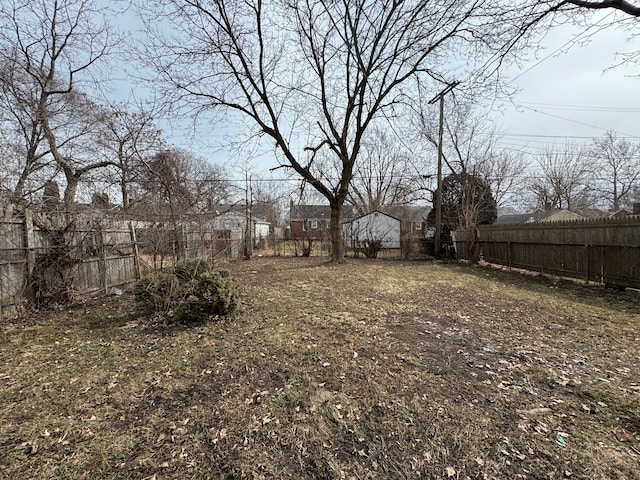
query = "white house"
xmin=343 ymin=210 xmax=401 ymax=249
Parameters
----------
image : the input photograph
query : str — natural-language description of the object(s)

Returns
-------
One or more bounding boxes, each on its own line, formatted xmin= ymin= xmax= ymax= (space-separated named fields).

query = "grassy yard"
xmin=1 ymin=257 xmax=639 ymax=479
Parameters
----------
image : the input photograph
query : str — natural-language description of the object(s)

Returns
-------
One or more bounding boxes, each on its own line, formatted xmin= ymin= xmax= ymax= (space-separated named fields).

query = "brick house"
xmin=288 ymin=202 xmax=354 ymax=241
xmin=379 ymin=205 xmax=431 ymax=239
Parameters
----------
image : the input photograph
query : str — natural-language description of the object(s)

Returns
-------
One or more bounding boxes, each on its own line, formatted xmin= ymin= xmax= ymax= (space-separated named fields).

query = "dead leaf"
xmin=614 ymin=427 xmax=632 ymax=442
xmin=177 ymin=418 xmax=190 ymax=427
xmin=446 ymin=466 xmax=456 ymax=477
xmin=155 ymin=433 xmax=167 ymax=446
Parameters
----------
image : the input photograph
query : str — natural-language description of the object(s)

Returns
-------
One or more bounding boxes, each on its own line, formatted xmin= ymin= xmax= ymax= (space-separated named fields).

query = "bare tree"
xmin=142 ymin=0 xmax=540 ymax=262
xmin=420 ymin=101 xmax=525 ymax=210
xmin=347 ymin=128 xmax=421 ymax=216
xmin=588 ymin=131 xmax=640 ymax=211
xmin=529 ymin=143 xmax=594 ymax=211
xmin=94 ymin=101 xmax=166 ymax=209
xmin=0 ymin=0 xmax=120 ymax=209
xmin=0 ymin=46 xmax=54 ymax=205
xmin=136 ymin=148 xmax=231 ymax=220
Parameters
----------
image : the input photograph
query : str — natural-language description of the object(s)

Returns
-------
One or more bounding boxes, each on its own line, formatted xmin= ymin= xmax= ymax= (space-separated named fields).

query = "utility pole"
xmin=428 ymin=81 xmax=459 ymax=260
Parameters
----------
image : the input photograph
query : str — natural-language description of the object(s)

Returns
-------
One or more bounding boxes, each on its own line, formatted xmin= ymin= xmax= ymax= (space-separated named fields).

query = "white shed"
xmin=343 ymin=210 xmax=401 ymax=249
xmin=253 ymin=219 xmax=270 ymax=242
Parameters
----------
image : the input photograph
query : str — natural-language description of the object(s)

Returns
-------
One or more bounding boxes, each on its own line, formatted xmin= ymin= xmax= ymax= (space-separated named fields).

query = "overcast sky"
xmin=490 ymin=13 xmax=640 ymax=158
xmin=111 ymin=8 xmax=640 ymax=179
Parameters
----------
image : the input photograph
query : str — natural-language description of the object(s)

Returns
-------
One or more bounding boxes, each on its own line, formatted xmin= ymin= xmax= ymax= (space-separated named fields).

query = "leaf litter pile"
xmin=1 ymin=257 xmax=639 ymax=479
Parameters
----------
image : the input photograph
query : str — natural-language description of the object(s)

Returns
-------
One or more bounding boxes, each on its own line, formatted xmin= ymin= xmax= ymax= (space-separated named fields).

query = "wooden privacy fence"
xmin=454 ymin=219 xmax=640 ymax=288
xmin=0 ymin=211 xmax=141 ymax=319
xmin=0 ymin=210 xmax=245 ymax=319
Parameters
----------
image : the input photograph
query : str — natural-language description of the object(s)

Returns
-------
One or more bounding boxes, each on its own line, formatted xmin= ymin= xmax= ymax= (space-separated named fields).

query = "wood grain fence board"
xmin=455 ymin=219 xmax=640 ymax=288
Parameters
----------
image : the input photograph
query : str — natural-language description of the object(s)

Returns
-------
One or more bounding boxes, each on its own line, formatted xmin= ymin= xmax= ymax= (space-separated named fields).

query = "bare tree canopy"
xmin=418 ymin=100 xmax=526 ymax=210
xmin=347 ymin=128 xmax=422 ymax=216
xmin=0 ymin=0 xmax=119 ymax=208
xmin=136 ymin=148 xmax=231 ymax=221
xmin=588 ymin=131 xmax=640 ymax=211
xmin=141 ymin=0 xmax=552 ymax=261
xmin=529 ymin=143 xmax=594 ymax=211
xmin=94 ymin=102 xmax=166 ymax=209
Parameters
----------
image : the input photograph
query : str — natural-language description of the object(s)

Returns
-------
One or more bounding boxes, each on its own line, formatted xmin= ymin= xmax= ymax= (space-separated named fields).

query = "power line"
xmin=519 ymin=106 xmax=640 ymax=138
xmin=518 ymin=101 xmax=640 ymax=113
xmin=507 ymin=11 xmax=616 ymax=85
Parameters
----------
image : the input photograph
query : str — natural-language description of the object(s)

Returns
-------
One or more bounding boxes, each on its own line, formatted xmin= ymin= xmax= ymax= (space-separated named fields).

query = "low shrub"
xmin=173 ymin=259 xmax=213 ymax=281
xmin=175 ymin=270 xmax=239 ymax=321
xmin=134 ymin=262 xmax=239 ymax=323
xmin=134 ymin=272 xmax=181 ymax=313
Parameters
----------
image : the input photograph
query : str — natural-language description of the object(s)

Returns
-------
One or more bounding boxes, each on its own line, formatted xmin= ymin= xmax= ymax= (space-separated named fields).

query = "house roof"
xmin=532 ymin=208 xmax=584 ymax=223
xmin=495 ymin=213 xmax=533 ymax=225
xmin=379 ymin=205 xmax=430 ymax=222
xmin=213 ymin=203 xmax=272 ymax=222
xmin=347 ymin=209 xmax=401 ymax=224
xmin=572 ymin=207 xmax=608 ymax=219
xmin=289 ymin=203 xmax=354 ymax=220
xmin=496 ymin=208 xmax=585 ymax=225
xmin=611 ymin=208 xmax=632 ymax=218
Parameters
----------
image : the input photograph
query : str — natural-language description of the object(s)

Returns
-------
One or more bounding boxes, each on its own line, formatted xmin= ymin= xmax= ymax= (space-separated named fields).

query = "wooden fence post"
xmin=129 ymin=222 xmax=141 ymax=280
xmin=24 ymin=209 xmax=36 ymax=283
xmin=100 ymin=224 xmax=108 ymax=294
xmin=584 ymin=244 xmax=589 ymax=283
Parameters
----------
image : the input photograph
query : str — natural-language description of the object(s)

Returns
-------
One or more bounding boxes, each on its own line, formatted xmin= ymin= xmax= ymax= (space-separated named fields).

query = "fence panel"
xmin=1 ymin=211 xmax=250 ymax=318
xmin=0 ymin=212 xmax=142 ymax=318
xmin=0 ymin=219 xmax=27 ymax=317
xmin=456 ymin=219 xmax=640 ymax=288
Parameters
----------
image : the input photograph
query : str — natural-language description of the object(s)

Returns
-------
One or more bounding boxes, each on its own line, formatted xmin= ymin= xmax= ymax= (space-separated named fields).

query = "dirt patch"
xmin=1 ymin=257 xmax=639 ymax=479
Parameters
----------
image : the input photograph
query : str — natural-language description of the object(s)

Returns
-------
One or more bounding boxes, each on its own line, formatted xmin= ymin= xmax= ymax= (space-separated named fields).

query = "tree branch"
xmin=566 ymin=0 xmax=640 ymax=16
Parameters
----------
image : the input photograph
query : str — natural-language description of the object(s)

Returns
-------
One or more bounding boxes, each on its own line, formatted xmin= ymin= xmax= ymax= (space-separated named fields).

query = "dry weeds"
xmin=1 ymin=257 xmax=639 ymax=479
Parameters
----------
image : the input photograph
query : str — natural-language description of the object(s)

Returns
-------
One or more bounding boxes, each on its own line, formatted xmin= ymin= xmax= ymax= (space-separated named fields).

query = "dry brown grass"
xmin=1 ymin=257 xmax=639 ymax=479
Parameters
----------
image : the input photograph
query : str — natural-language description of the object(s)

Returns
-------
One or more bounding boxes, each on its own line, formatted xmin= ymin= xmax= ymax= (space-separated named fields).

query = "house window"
xmin=415 ymin=222 xmax=423 ymax=230
xmin=311 ymin=220 xmax=318 ymax=229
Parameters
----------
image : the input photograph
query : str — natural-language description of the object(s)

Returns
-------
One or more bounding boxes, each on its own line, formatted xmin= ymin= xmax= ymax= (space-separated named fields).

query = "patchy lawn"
xmin=1 ymin=257 xmax=639 ymax=479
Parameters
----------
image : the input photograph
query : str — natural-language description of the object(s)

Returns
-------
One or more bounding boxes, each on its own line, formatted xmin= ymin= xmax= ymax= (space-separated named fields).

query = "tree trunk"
xmin=329 ymin=200 xmax=345 ymax=263
xmin=121 ymin=175 xmax=130 ymax=210
xmin=63 ymin=171 xmax=79 ymax=210
xmin=468 ymin=228 xmax=481 ymax=264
